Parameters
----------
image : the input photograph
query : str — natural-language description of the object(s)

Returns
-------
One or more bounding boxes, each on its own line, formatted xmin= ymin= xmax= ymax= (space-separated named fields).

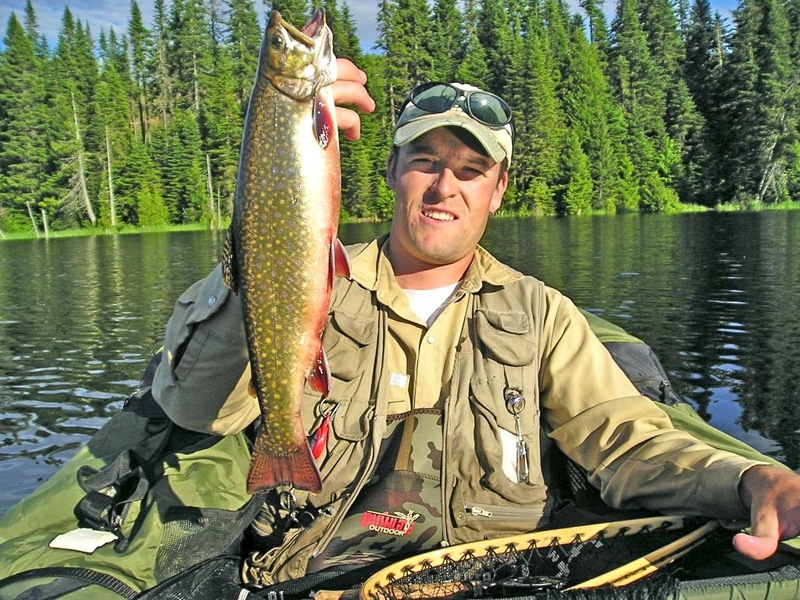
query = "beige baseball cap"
xmin=393 ymin=82 xmax=514 ymax=167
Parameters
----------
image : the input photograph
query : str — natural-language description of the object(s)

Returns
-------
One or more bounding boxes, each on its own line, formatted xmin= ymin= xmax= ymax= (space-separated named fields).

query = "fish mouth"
xmin=270 ymin=9 xmax=328 ymax=48
xmin=301 ymin=10 xmax=326 ymax=39
xmin=263 ymin=9 xmax=336 ymax=98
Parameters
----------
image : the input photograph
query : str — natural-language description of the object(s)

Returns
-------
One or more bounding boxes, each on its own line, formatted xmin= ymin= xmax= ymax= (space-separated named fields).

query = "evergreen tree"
xmin=639 ymin=0 xmax=703 ymax=199
xmin=609 ymin=0 xmax=666 ymax=140
xmin=92 ymin=32 xmax=135 ymax=228
xmin=376 ymin=0 xmax=434 ymax=122
xmin=0 ymin=13 xmax=48 ymax=231
xmin=429 ymin=0 xmax=463 ymax=81
xmin=542 ymin=0 xmax=572 ymax=75
xmin=360 ymin=54 xmax=395 ymax=219
xmin=151 ymin=0 xmax=175 ymax=128
xmin=561 ymin=16 xmax=626 ymax=212
xmin=558 ymin=130 xmax=594 ymax=215
xmin=322 ymin=0 xmax=361 ymax=60
xmin=169 ymin=0 xmax=215 ymax=112
xmin=477 ymin=0 xmax=518 ymax=94
xmin=684 ymin=0 xmax=725 ymax=204
xmin=163 ymin=108 xmax=209 ymax=223
xmin=609 ymin=106 xmax=641 ymax=212
xmin=684 ymin=0 xmax=719 ymax=118
xmin=266 ymin=0 xmax=311 ymax=26
xmin=129 ymin=0 xmax=153 ymax=143
xmin=513 ymin=30 xmax=567 ymax=215
xmin=4 ymin=0 xmax=800 ymax=234
xmin=208 ymin=0 xmax=227 ymax=46
xmin=724 ymin=0 xmax=798 ymax=202
xmin=579 ymin=0 xmax=609 ymax=53
xmin=225 ymin=0 xmax=262 ymax=111
xmin=338 ymin=3 xmax=364 ymax=59
xmin=46 ymin=10 xmax=100 ymax=226
xmin=23 ymin=0 xmax=49 ymax=59
xmin=609 ymin=0 xmax=679 ymax=210
xmin=200 ymin=43 xmax=242 ymax=217
xmin=454 ymin=0 xmax=491 ymax=87
xmin=123 ymin=137 xmax=169 ymax=226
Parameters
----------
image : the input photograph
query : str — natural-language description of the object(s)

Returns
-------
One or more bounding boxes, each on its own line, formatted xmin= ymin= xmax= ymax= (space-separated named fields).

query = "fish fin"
xmin=331 ymin=238 xmax=351 ymax=283
xmin=313 ymin=92 xmax=335 ymax=149
xmin=308 ymin=345 xmax=332 ymax=396
xmin=247 ymin=436 xmax=322 ymax=494
xmin=308 ymin=405 xmax=338 ymax=460
xmin=221 ymin=227 xmax=238 ymax=294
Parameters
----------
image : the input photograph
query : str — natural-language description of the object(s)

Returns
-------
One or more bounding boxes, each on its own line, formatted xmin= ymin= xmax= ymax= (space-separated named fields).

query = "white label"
xmin=389 ymin=372 xmax=409 ymax=388
xmin=49 ymin=528 xmax=118 ymax=554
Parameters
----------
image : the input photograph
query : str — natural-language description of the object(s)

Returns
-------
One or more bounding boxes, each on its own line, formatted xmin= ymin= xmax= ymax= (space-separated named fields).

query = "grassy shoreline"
xmin=0 ymin=222 xmax=223 ymax=242
xmin=2 ymin=202 xmax=800 ymax=242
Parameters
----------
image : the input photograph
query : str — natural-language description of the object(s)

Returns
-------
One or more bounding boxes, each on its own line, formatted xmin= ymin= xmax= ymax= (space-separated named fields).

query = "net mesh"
xmin=364 ymin=519 xmax=700 ymax=600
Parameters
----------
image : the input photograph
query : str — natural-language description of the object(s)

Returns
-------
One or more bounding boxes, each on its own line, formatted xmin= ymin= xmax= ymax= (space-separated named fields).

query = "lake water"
xmin=1 ymin=211 xmax=799 ymax=516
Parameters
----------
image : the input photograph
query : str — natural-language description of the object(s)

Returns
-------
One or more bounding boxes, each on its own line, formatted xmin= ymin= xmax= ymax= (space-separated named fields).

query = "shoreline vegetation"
xmin=3 ymin=201 xmax=800 ymax=242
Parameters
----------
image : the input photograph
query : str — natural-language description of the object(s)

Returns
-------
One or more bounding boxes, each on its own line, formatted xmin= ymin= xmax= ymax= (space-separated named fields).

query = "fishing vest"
xmin=242 ymin=254 xmax=558 ymax=584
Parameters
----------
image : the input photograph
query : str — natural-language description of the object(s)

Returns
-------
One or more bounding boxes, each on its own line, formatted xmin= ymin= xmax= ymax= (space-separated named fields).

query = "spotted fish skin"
xmin=223 ymin=9 xmax=346 ymax=494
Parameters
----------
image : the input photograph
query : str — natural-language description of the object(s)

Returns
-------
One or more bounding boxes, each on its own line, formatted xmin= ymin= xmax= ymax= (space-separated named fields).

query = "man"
xmin=152 ymin=59 xmax=800 ymax=585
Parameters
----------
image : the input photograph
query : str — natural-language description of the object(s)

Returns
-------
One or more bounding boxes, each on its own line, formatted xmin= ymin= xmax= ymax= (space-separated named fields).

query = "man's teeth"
xmin=423 ymin=210 xmax=454 ymax=221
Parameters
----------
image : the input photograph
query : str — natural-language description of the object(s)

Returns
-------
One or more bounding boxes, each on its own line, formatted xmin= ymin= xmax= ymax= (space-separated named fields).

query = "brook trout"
xmin=223 ymin=9 xmax=349 ymax=494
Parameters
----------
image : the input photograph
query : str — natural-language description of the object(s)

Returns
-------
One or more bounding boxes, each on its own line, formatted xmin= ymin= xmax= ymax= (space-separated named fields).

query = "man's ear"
xmin=386 ymin=151 xmax=397 ymax=190
xmin=490 ymin=170 xmax=508 ymax=213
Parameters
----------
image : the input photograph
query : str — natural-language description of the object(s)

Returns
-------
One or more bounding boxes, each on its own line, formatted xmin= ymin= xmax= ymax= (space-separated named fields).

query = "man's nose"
xmin=430 ymin=167 xmax=458 ymax=198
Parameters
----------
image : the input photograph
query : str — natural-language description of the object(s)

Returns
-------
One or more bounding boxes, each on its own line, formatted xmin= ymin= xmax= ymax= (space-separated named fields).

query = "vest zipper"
xmin=465 ymin=503 xmax=546 ymax=521
xmin=310 ymin=416 xmax=385 ymax=558
xmin=311 ymin=309 xmax=388 ymax=558
xmin=441 ymin=394 xmax=452 ymax=546
xmin=467 ymin=505 xmax=494 ymax=517
xmin=441 ymin=294 xmax=471 ymax=546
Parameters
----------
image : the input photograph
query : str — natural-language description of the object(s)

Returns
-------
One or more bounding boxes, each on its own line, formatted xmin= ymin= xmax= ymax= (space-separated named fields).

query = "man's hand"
xmin=331 ymin=58 xmax=376 ymax=141
xmin=733 ymin=464 xmax=800 ymax=560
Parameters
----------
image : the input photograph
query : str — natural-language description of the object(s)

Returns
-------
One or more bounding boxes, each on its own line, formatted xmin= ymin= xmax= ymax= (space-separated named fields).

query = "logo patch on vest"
xmin=359 ymin=509 xmax=420 ymax=536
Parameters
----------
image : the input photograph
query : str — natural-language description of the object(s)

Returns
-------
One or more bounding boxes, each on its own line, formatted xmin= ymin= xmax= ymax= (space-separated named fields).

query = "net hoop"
xmin=359 ymin=515 xmax=706 ymax=600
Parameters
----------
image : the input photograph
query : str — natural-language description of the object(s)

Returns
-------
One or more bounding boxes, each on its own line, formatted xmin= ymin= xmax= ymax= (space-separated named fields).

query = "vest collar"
xmin=348 ymin=234 xmax=524 ymax=297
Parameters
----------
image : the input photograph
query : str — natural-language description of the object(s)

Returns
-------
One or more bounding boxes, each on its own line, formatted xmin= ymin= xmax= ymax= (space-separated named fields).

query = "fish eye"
xmin=271 ymin=35 xmax=284 ymax=50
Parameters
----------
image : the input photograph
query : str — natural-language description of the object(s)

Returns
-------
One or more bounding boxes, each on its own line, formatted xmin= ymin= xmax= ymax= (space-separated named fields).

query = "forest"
xmin=0 ymin=0 xmax=799 ymax=233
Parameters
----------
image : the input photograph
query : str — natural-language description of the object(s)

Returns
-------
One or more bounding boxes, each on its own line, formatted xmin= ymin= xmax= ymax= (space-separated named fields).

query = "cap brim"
xmin=394 ymin=112 xmax=512 ymax=166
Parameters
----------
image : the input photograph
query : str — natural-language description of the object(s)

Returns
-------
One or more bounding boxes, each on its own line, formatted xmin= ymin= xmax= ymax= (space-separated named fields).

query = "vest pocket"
xmin=469 ymin=377 xmax=544 ymax=502
xmin=450 ymin=475 xmax=549 ymax=539
xmin=467 ymin=307 xmax=545 ymax=505
xmin=322 ymin=310 xmax=375 ymax=384
xmin=474 ymin=308 xmax=536 ymax=366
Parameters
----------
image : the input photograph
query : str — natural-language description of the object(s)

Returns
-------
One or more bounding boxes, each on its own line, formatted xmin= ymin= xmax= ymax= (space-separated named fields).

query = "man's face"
xmin=386 ymin=127 xmax=508 ymax=279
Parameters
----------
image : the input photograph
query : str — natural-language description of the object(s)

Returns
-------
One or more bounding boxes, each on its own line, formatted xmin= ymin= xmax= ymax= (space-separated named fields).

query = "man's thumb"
xmin=732 ymin=531 xmax=778 ymax=560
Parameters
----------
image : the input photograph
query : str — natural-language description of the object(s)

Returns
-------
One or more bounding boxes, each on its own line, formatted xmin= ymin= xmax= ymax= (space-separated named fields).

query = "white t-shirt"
xmin=402 ymin=282 xmax=460 ymax=326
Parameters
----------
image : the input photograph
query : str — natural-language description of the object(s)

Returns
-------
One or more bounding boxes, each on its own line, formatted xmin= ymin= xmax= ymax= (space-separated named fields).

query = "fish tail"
xmin=246 ymin=436 xmax=322 ymax=494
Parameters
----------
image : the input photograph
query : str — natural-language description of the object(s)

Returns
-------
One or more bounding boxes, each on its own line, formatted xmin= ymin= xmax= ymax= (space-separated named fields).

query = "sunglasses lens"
xmin=468 ymin=92 xmax=512 ymax=126
xmin=407 ymin=83 xmax=512 ymax=130
xmin=412 ymin=83 xmax=458 ymax=113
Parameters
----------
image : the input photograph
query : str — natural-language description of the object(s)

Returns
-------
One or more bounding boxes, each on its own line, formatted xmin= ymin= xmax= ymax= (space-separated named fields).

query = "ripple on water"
xmin=72 ymin=388 xmax=126 ymax=401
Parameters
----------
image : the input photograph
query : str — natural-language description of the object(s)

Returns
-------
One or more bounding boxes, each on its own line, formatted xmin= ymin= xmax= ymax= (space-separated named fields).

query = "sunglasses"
xmin=403 ymin=82 xmax=514 ymax=131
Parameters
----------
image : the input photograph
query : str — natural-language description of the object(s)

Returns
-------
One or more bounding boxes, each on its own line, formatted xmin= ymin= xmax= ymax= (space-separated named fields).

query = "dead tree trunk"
xmin=71 ymin=91 xmax=97 ymax=225
xmin=105 ymin=125 xmax=117 ymax=228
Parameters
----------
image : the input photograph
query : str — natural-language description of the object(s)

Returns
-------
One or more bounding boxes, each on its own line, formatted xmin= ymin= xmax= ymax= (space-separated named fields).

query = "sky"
xmin=0 ymin=0 xmax=738 ymax=57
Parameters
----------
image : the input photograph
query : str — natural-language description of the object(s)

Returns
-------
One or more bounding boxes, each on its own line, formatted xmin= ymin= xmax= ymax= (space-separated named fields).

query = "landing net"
xmin=360 ymin=516 xmax=715 ymax=600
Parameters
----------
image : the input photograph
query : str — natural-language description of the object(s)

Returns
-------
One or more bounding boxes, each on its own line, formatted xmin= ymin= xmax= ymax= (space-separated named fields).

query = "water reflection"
xmin=1 ymin=212 xmax=799 ymax=516
xmin=482 ymin=211 xmax=800 ymax=466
